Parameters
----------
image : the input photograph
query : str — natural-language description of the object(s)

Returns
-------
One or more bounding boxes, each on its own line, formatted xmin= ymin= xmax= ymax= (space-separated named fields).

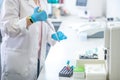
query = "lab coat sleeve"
xmin=0 ymin=0 xmax=28 ymax=37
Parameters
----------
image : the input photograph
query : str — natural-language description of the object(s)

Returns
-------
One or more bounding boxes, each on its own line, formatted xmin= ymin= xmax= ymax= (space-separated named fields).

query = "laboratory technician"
xmin=0 ymin=0 xmax=67 ymax=80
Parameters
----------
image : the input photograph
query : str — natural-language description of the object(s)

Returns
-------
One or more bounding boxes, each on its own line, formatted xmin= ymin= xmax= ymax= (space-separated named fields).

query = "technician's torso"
xmin=0 ymin=0 xmax=50 ymax=80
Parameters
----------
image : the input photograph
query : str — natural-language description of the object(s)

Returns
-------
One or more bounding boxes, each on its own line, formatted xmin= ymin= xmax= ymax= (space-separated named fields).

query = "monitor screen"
xmin=76 ymin=0 xmax=87 ymax=6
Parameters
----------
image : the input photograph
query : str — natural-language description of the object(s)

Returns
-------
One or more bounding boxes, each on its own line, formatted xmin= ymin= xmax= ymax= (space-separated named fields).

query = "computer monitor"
xmin=76 ymin=0 xmax=105 ymax=18
xmin=76 ymin=0 xmax=88 ymax=18
xmin=76 ymin=0 xmax=87 ymax=7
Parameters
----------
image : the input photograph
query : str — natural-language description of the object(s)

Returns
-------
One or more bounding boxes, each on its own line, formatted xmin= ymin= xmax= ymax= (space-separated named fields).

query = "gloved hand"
xmin=51 ymin=31 xmax=67 ymax=41
xmin=31 ymin=7 xmax=47 ymax=23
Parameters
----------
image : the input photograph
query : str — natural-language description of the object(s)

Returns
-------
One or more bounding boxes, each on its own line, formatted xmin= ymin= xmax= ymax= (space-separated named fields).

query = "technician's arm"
xmin=0 ymin=0 xmax=29 ymax=37
xmin=1 ymin=0 xmax=47 ymax=38
xmin=26 ymin=7 xmax=47 ymax=29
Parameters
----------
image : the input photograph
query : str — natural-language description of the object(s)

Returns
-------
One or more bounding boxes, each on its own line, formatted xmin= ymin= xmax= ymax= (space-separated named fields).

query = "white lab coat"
xmin=0 ymin=0 xmax=56 ymax=80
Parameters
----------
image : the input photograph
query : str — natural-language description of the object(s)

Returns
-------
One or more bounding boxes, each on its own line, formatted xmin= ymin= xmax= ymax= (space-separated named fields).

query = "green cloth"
xmin=74 ymin=66 xmax=85 ymax=72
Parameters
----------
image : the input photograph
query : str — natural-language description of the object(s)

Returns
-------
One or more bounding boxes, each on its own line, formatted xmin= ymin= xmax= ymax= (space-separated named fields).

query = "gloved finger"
xmin=51 ymin=34 xmax=58 ymax=40
xmin=57 ymin=31 xmax=67 ymax=40
xmin=34 ymin=6 xmax=40 ymax=12
xmin=57 ymin=31 xmax=62 ymax=37
xmin=60 ymin=34 xmax=67 ymax=40
xmin=61 ymin=35 xmax=67 ymax=40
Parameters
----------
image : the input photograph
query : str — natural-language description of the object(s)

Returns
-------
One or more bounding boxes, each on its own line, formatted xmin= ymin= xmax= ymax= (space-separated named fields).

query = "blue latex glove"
xmin=51 ymin=31 xmax=67 ymax=41
xmin=31 ymin=7 xmax=47 ymax=22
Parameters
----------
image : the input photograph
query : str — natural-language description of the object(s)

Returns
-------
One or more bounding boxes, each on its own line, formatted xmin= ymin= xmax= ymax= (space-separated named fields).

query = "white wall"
xmin=107 ymin=0 xmax=120 ymax=18
xmin=63 ymin=0 xmax=106 ymax=18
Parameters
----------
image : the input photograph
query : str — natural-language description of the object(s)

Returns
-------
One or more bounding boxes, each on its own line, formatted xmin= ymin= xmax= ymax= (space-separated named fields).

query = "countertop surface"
xmin=37 ymin=25 xmax=104 ymax=80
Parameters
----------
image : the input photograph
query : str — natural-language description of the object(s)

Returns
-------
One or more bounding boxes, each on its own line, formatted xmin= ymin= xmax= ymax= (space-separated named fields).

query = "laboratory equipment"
xmin=75 ymin=0 xmax=105 ymax=19
xmin=36 ymin=0 xmax=61 ymax=41
xmin=76 ymin=0 xmax=87 ymax=7
xmin=31 ymin=5 xmax=61 ymax=41
xmin=85 ymin=64 xmax=106 ymax=80
xmin=79 ymin=48 xmax=98 ymax=59
xmin=104 ymin=22 xmax=120 ymax=80
xmin=73 ymin=66 xmax=85 ymax=79
xmin=59 ymin=66 xmax=73 ymax=77
xmin=59 ymin=60 xmax=73 ymax=77
xmin=45 ymin=20 xmax=60 ymax=41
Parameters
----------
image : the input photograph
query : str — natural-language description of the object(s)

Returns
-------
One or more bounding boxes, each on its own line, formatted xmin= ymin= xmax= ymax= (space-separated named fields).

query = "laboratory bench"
xmin=37 ymin=24 xmax=105 ymax=80
xmin=49 ymin=15 xmax=106 ymax=39
xmin=49 ymin=15 xmax=106 ymax=22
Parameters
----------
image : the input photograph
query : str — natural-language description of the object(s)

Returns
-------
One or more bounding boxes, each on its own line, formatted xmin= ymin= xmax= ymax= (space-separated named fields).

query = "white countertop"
xmin=48 ymin=15 xmax=106 ymax=22
xmin=49 ymin=15 xmax=106 ymax=38
xmin=37 ymin=24 xmax=104 ymax=80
